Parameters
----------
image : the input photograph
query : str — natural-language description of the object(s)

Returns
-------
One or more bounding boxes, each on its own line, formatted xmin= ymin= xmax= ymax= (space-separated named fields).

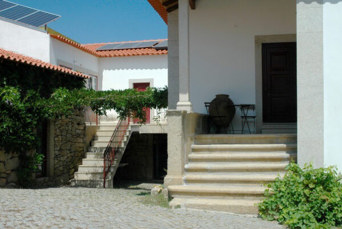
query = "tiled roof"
xmin=0 ymin=48 xmax=89 ymax=79
xmin=83 ymin=39 xmax=168 ymax=58
xmin=50 ymin=34 xmax=99 ymax=57
xmin=51 ymin=33 xmax=168 ymax=58
xmin=148 ymin=0 xmax=168 ymax=24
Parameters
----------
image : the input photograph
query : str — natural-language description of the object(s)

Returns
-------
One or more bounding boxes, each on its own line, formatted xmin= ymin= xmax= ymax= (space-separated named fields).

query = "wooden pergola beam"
xmin=189 ymin=0 xmax=196 ymax=10
xmin=161 ymin=0 xmax=196 ymax=13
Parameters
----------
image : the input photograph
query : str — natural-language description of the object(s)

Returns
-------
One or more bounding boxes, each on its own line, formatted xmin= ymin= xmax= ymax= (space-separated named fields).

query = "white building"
xmin=147 ymin=0 xmax=342 ymax=213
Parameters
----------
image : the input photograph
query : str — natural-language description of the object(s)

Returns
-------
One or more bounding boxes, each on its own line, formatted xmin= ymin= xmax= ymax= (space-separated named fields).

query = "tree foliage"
xmin=259 ymin=163 xmax=342 ymax=228
xmin=0 ymin=86 xmax=168 ymax=153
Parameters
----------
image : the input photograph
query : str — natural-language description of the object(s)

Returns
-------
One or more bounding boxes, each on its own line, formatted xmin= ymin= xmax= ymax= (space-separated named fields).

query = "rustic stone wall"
xmin=0 ymin=150 xmax=19 ymax=188
xmin=52 ymin=110 xmax=86 ymax=185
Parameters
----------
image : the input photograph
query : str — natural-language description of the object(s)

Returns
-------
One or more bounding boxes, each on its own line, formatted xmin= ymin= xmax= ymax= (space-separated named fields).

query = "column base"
xmin=164 ymin=175 xmax=184 ymax=187
xmin=176 ymin=101 xmax=192 ymax=112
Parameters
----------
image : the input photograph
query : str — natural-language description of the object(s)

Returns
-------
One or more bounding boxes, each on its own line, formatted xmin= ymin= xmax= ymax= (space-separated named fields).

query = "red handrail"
xmin=103 ymin=117 xmax=130 ymax=188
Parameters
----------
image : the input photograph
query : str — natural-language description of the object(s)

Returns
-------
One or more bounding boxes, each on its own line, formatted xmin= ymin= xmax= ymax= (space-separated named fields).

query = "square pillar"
xmin=176 ymin=0 xmax=192 ymax=112
xmin=297 ymin=0 xmax=342 ymax=171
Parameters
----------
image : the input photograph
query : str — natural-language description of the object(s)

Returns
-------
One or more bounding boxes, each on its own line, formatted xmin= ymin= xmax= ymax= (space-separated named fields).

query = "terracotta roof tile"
xmin=50 ymin=34 xmax=99 ymax=57
xmin=83 ymin=39 xmax=168 ymax=58
xmin=50 ymin=33 xmax=168 ymax=58
xmin=0 ymin=48 xmax=89 ymax=79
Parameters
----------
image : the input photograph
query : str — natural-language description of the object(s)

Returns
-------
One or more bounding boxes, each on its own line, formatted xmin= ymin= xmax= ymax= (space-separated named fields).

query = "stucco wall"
xmin=188 ymin=0 xmax=296 ymax=113
xmin=0 ymin=20 xmax=50 ymax=62
xmin=50 ymin=38 xmax=99 ymax=76
xmin=99 ymin=55 xmax=167 ymax=91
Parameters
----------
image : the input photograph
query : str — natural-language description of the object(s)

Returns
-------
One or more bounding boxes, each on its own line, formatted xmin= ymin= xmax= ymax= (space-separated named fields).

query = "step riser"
xmin=186 ymin=167 xmax=286 ymax=172
xmin=195 ymin=134 xmax=297 ymax=145
xmin=75 ymin=173 xmax=111 ymax=180
xmin=184 ymin=179 xmax=276 ymax=185
xmin=170 ymin=192 xmax=264 ymax=198
xmin=188 ymin=155 xmax=292 ymax=162
xmin=192 ymin=147 xmax=297 ymax=153
xmin=170 ymin=201 xmax=259 ymax=214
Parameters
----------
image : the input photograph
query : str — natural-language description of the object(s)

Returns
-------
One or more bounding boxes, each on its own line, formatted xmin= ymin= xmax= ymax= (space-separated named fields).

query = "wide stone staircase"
xmin=168 ymin=134 xmax=297 ymax=214
xmin=72 ymin=121 xmax=132 ymax=188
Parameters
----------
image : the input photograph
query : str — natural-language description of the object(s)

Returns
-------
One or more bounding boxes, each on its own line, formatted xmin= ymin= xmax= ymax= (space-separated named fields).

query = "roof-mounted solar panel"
xmin=18 ymin=11 xmax=59 ymax=27
xmin=0 ymin=5 xmax=36 ymax=20
xmin=97 ymin=41 xmax=158 ymax=51
xmin=154 ymin=40 xmax=168 ymax=49
xmin=97 ymin=43 xmax=121 ymax=51
xmin=0 ymin=0 xmax=60 ymax=27
xmin=0 ymin=1 xmax=15 ymax=11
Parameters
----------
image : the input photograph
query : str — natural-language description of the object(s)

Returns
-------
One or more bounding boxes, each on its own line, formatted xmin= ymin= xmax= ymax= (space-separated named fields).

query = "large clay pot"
xmin=209 ymin=94 xmax=235 ymax=132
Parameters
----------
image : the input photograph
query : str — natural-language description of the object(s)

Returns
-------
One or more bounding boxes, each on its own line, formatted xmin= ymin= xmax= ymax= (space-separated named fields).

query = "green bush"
xmin=259 ymin=163 xmax=342 ymax=228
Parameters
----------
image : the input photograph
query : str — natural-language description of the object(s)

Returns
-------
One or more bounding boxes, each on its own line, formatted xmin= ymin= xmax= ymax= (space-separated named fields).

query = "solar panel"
xmin=0 ymin=0 xmax=60 ymax=27
xmin=0 ymin=5 xmax=36 ymax=20
xmin=97 ymin=41 xmax=158 ymax=51
xmin=97 ymin=44 xmax=121 ymax=51
xmin=154 ymin=40 xmax=168 ymax=49
xmin=18 ymin=11 xmax=59 ymax=27
xmin=0 ymin=1 xmax=15 ymax=11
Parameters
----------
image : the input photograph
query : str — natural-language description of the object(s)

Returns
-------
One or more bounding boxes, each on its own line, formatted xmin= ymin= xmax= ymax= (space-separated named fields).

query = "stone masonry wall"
xmin=53 ymin=110 xmax=86 ymax=185
xmin=0 ymin=150 xmax=19 ymax=188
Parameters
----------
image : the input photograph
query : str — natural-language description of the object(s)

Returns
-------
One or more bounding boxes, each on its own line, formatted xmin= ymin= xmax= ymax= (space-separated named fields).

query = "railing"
xmin=103 ymin=117 xmax=130 ymax=188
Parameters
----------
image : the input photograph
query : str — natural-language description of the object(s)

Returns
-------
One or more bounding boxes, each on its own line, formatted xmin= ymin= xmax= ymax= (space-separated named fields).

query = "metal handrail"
xmin=103 ymin=117 xmax=130 ymax=188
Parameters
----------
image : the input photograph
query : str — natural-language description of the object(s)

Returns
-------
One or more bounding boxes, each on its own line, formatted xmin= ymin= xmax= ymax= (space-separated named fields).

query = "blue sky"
xmin=9 ymin=0 xmax=167 ymax=44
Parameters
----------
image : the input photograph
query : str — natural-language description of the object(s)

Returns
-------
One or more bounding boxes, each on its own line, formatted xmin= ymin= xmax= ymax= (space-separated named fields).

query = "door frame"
xmin=255 ymin=34 xmax=296 ymax=133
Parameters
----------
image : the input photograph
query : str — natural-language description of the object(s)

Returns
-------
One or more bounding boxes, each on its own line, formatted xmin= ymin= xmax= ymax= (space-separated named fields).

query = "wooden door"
xmin=262 ymin=43 xmax=297 ymax=123
xmin=133 ymin=82 xmax=150 ymax=123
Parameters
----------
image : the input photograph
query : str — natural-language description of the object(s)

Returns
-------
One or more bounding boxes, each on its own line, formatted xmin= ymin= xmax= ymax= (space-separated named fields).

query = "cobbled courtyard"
xmin=0 ymin=185 xmax=283 ymax=229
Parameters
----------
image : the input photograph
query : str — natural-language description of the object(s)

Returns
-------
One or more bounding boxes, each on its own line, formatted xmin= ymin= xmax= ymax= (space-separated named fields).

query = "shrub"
xmin=259 ymin=163 xmax=342 ymax=228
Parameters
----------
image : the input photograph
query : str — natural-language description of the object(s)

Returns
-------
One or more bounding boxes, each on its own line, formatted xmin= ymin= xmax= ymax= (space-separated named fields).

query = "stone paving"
xmin=0 ymin=185 xmax=284 ymax=229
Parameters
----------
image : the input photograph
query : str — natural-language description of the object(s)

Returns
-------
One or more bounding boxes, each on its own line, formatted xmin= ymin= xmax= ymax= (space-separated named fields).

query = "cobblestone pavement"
xmin=0 ymin=186 xmax=283 ymax=229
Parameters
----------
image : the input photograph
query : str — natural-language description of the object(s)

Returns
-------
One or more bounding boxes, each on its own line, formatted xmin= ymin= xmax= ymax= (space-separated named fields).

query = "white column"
xmin=297 ymin=0 xmax=324 ymax=168
xmin=297 ymin=0 xmax=342 ymax=171
xmin=176 ymin=0 xmax=192 ymax=112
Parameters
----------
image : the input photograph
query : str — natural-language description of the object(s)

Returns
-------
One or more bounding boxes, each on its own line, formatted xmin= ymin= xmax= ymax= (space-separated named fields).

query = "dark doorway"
xmin=153 ymin=134 xmax=167 ymax=180
xmin=262 ymin=42 xmax=297 ymax=123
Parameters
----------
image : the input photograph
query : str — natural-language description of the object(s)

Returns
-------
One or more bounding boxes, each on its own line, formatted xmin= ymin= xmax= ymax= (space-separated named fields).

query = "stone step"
xmin=71 ymin=179 xmax=106 ymax=188
xmin=185 ymin=162 xmax=288 ymax=172
xmin=91 ymin=141 xmax=125 ymax=148
xmin=95 ymin=130 xmax=115 ymax=137
xmin=195 ymin=134 xmax=297 ymax=145
xmin=191 ymin=144 xmax=297 ymax=152
xmin=184 ymin=173 xmax=281 ymax=185
xmin=78 ymin=165 xmax=115 ymax=173
xmin=168 ymin=185 xmax=265 ymax=198
xmin=169 ymin=197 xmax=260 ymax=214
xmin=74 ymin=172 xmax=111 ymax=180
xmin=86 ymin=151 xmax=104 ymax=160
xmin=94 ymin=135 xmax=128 ymax=142
xmin=82 ymin=158 xmax=104 ymax=166
xmin=188 ymin=152 xmax=294 ymax=162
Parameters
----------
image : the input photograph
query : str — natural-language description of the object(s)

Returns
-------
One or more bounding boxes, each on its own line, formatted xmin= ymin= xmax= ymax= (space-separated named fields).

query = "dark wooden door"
xmin=262 ymin=43 xmax=297 ymax=123
xmin=133 ymin=82 xmax=150 ymax=123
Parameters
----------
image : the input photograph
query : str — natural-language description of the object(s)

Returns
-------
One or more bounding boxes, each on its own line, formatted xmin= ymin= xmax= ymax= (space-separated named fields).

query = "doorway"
xmin=133 ymin=82 xmax=151 ymax=124
xmin=262 ymin=42 xmax=297 ymax=123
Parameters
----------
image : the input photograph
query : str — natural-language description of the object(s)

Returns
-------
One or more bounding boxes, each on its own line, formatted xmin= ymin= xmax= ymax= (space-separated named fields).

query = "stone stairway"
xmin=168 ymin=134 xmax=297 ymax=214
xmin=72 ymin=121 xmax=132 ymax=188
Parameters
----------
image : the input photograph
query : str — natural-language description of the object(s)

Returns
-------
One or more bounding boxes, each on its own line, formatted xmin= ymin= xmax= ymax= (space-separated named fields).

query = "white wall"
xmin=323 ymin=0 xmax=342 ymax=170
xmin=188 ymin=0 xmax=296 ymax=113
xmin=100 ymin=55 xmax=167 ymax=90
xmin=0 ymin=20 xmax=50 ymax=62
xmin=50 ymin=38 xmax=99 ymax=76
